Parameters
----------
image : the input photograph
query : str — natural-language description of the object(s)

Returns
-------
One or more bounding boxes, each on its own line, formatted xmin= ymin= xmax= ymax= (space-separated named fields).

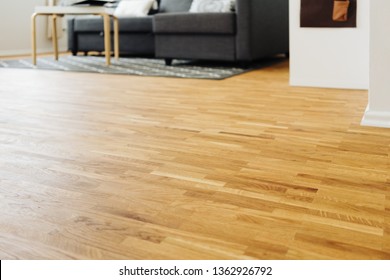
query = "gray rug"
xmin=0 ymin=55 xmax=254 ymax=80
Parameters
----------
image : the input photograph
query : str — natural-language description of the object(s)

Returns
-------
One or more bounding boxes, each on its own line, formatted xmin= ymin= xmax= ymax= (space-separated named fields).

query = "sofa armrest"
xmin=235 ymin=0 xmax=289 ymax=61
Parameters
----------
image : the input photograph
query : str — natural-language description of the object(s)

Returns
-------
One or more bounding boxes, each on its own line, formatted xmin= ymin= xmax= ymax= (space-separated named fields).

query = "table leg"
xmin=31 ymin=13 xmax=38 ymax=65
xmin=103 ymin=14 xmax=111 ymax=66
xmin=113 ymin=16 xmax=119 ymax=61
xmin=52 ymin=15 xmax=59 ymax=61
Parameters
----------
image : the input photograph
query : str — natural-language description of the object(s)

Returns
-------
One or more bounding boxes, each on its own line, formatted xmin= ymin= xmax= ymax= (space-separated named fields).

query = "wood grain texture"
xmin=0 ymin=59 xmax=389 ymax=259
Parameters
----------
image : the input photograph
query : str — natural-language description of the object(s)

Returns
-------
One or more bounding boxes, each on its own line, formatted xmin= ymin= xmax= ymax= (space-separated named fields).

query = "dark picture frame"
xmin=300 ymin=0 xmax=357 ymax=28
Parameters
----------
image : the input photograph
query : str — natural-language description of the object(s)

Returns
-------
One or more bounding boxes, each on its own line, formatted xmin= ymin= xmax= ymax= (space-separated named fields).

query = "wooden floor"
xmin=0 ymin=59 xmax=389 ymax=260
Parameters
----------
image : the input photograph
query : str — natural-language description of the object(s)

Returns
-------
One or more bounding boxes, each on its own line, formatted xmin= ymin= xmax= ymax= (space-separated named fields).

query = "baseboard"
xmin=0 ymin=48 xmax=67 ymax=57
xmin=290 ymin=76 xmax=369 ymax=90
xmin=361 ymin=106 xmax=390 ymax=128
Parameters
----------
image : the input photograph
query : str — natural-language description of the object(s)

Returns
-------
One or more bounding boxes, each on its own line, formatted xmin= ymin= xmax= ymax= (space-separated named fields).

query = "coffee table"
xmin=32 ymin=6 xmax=119 ymax=66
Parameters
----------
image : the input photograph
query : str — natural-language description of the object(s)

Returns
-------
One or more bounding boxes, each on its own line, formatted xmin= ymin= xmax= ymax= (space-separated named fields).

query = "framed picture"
xmin=300 ymin=0 xmax=357 ymax=28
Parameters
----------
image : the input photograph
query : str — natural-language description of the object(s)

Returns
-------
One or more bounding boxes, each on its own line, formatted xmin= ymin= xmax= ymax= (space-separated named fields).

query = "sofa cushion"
xmin=153 ymin=12 xmax=235 ymax=34
xmin=114 ymin=0 xmax=155 ymax=17
xmin=74 ymin=16 xmax=154 ymax=33
xmin=119 ymin=16 xmax=154 ymax=32
xmin=189 ymin=0 xmax=234 ymax=13
xmin=159 ymin=0 xmax=193 ymax=13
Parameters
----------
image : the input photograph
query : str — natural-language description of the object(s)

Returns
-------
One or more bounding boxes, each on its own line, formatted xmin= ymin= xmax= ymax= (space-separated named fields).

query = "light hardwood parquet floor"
xmin=0 ymin=59 xmax=389 ymax=259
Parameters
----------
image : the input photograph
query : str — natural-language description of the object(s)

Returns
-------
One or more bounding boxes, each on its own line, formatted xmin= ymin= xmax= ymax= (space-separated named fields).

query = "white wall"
xmin=0 ymin=0 xmax=67 ymax=56
xmin=289 ymin=0 xmax=369 ymax=89
xmin=361 ymin=0 xmax=390 ymax=128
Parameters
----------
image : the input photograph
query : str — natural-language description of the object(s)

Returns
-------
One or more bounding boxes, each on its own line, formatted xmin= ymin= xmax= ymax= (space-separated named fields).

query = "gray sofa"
xmin=67 ymin=0 xmax=289 ymax=64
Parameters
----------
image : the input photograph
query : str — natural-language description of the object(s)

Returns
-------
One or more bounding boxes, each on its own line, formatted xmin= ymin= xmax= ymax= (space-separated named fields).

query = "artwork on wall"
xmin=301 ymin=0 xmax=357 ymax=28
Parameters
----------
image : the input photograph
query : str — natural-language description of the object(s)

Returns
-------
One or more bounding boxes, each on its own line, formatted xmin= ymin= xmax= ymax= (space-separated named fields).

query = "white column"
xmin=361 ymin=0 xmax=390 ymax=128
xmin=289 ymin=0 xmax=369 ymax=90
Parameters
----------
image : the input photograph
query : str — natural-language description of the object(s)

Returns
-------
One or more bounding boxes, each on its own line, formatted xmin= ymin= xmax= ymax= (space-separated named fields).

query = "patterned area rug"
xmin=0 ymin=55 xmax=260 ymax=80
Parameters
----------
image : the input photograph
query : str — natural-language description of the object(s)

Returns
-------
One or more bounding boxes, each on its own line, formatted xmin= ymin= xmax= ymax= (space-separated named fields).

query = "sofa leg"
xmin=239 ymin=61 xmax=251 ymax=69
xmin=165 ymin=58 xmax=173 ymax=66
xmin=71 ymin=51 xmax=77 ymax=56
